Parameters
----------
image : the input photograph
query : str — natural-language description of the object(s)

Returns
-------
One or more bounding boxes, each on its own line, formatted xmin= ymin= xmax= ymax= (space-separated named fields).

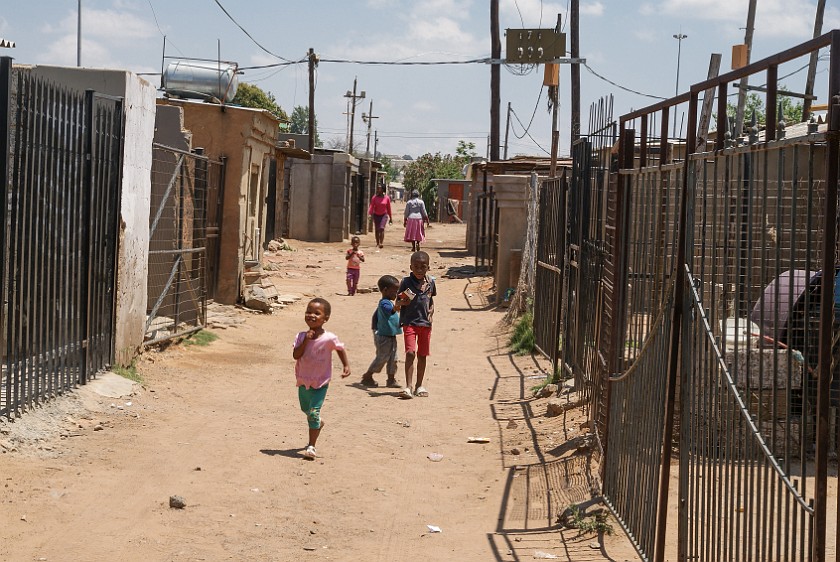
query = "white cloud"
xmin=581 ymin=2 xmax=605 ymax=16
xmin=633 ymin=29 xmax=657 ymax=43
xmin=500 ymin=0 xmax=567 ymax=26
xmin=658 ymin=0 xmax=833 ymax=38
xmin=332 ymin=2 xmax=487 ymax=62
xmin=36 ymin=6 xmax=157 ymax=69
xmin=41 ymin=7 xmax=156 ymax=42
xmin=412 ymin=100 xmax=437 ymax=113
xmin=639 ymin=3 xmax=656 ymax=16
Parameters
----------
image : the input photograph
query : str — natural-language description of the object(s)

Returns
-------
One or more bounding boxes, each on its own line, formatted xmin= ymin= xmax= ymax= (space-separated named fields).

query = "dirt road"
xmin=0 ymin=216 xmax=639 ymax=561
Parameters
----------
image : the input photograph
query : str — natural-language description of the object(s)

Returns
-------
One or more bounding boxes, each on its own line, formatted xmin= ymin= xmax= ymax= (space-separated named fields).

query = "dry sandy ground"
xmin=0 ymin=216 xmax=641 ymax=561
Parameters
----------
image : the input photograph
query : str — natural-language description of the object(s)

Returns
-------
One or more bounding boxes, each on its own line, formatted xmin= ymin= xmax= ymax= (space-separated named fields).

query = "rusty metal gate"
xmin=475 ymin=183 xmax=497 ymax=273
xmin=0 ymin=58 xmax=124 ymax=418
xmin=562 ymin=98 xmax=616 ymax=416
xmin=533 ymin=174 xmax=567 ymax=365
xmin=145 ymin=143 xmax=223 ymax=345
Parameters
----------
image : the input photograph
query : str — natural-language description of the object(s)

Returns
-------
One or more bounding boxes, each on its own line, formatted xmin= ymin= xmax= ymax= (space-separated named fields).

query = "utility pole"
xmin=77 ymin=0 xmax=82 ymax=66
xmin=672 ymin=32 xmax=688 ymax=138
xmin=550 ymin=13 xmax=562 ymax=176
xmin=570 ymin=0 xmax=580 ymax=146
xmin=503 ymin=101 xmax=511 ymax=160
xmin=343 ymin=77 xmax=365 ymax=155
xmin=307 ymin=48 xmax=317 ymax=154
xmin=490 ymin=0 xmax=501 ymax=161
xmin=802 ymin=0 xmax=826 ymax=121
xmin=373 ymin=130 xmax=379 ymax=160
xmin=734 ymin=0 xmax=758 ymax=137
xmin=362 ymin=99 xmax=379 ymax=159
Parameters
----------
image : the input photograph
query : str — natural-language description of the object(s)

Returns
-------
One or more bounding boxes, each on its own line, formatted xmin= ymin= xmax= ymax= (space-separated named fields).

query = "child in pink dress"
xmin=345 ymin=236 xmax=365 ymax=296
xmin=292 ymin=298 xmax=351 ymax=459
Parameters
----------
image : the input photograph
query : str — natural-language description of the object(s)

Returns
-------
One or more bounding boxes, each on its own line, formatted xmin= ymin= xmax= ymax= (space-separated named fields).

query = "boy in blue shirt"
xmin=360 ymin=275 xmax=403 ymax=388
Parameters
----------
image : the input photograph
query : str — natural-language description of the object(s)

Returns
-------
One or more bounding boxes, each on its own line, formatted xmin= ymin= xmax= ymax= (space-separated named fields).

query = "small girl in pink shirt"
xmin=293 ymin=298 xmax=351 ymax=459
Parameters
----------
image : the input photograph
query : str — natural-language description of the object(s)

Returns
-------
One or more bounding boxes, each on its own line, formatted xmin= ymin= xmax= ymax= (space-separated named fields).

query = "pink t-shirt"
xmin=293 ymin=330 xmax=345 ymax=389
xmin=368 ymin=194 xmax=392 ymax=217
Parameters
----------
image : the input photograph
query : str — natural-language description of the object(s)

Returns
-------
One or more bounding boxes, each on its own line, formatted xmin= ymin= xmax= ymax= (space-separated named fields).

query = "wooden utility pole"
xmin=490 ymin=0 xmax=501 ymax=161
xmin=307 ymin=48 xmax=316 ymax=154
xmin=734 ymin=0 xmax=758 ymax=136
xmin=344 ymin=77 xmax=365 ymax=155
xmin=570 ymin=0 xmax=580 ymax=146
xmin=503 ymin=101 xmax=511 ymax=160
xmin=550 ymin=13 xmax=562 ymax=177
xmin=363 ymin=99 xmax=379 ymax=158
xmin=373 ymin=130 xmax=379 ymax=160
xmin=802 ymin=0 xmax=827 ymax=121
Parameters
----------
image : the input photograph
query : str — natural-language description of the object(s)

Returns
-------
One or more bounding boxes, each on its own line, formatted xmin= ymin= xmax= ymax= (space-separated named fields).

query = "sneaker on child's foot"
xmin=386 ymin=378 xmax=401 ymax=388
xmin=302 ymin=445 xmax=317 ymax=459
xmin=361 ymin=375 xmax=379 ymax=387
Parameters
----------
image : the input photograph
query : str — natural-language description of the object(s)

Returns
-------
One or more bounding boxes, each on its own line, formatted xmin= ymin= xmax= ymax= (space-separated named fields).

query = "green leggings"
xmin=298 ymin=384 xmax=328 ymax=429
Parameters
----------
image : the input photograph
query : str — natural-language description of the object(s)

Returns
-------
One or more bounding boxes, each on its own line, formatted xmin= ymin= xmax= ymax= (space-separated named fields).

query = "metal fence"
xmin=530 ymin=31 xmax=840 ymax=562
xmin=533 ymin=174 xmax=567 ymax=364
xmin=475 ymin=184 xmax=497 ymax=273
xmin=0 ymin=58 xmax=124 ymax=418
xmin=146 ymin=143 xmax=223 ymax=345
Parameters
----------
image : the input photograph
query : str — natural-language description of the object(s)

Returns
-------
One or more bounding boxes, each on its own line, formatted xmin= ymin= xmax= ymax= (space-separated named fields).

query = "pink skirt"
xmin=404 ymin=218 xmax=426 ymax=242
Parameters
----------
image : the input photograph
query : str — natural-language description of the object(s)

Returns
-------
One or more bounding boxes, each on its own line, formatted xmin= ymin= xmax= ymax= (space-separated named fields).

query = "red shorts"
xmin=403 ymin=325 xmax=432 ymax=356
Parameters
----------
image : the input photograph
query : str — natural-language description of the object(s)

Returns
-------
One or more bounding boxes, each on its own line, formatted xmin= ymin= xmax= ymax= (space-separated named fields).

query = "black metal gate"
xmin=0 ymin=58 xmax=124 ymax=418
xmin=146 ymin=143 xmax=222 ymax=345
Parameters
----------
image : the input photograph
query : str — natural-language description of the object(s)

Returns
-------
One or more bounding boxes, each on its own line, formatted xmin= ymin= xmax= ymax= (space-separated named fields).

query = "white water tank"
xmin=162 ymin=61 xmax=239 ymax=103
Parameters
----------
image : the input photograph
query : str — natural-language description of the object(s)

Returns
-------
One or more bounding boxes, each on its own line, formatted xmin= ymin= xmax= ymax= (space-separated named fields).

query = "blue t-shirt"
xmin=398 ymin=275 xmax=436 ymax=327
xmin=371 ymin=298 xmax=402 ymax=336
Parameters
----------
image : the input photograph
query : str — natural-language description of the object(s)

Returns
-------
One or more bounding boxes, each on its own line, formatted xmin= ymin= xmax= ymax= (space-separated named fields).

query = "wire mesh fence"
xmin=145 ymin=144 xmax=221 ymax=346
xmin=530 ymin=30 xmax=840 ymax=562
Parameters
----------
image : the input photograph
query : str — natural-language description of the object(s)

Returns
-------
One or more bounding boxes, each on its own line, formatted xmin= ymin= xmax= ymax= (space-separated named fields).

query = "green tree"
xmin=725 ymin=87 xmax=803 ymax=132
xmin=289 ymin=105 xmax=321 ymax=146
xmin=402 ymin=141 xmax=472 ymax=218
xmin=232 ymin=82 xmax=288 ymax=123
xmin=379 ymin=155 xmax=400 ymax=181
xmin=456 ymin=140 xmax=477 ymax=158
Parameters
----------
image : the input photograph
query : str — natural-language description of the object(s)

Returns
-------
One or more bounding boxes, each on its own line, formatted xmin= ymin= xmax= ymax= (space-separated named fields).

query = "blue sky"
xmin=2 ymin=1 xmax=839 ymax=158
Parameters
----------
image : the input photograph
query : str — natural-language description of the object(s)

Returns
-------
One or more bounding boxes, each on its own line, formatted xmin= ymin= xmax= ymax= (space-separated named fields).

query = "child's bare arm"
xmin=337 ymin=349 xmax=351 ymax=378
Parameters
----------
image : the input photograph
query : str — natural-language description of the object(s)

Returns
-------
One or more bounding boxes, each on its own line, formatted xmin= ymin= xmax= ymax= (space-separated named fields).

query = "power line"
xmin=583 ymin=62 xmax=666 ymax=100
xmin=146 ymin=0 xmax=184 ymax=56
xmin=211 ymin=0 xmax=303 ymax=63
xmin=509 ymin=116 xmax=551 ymax=155
xmin=509 ymin=86 xmax=545 ymax=139
xmin=318 ymin=57 xmax=492 ymax=65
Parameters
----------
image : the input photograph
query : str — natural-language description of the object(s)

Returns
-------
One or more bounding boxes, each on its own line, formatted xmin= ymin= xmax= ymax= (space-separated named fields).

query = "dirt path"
xmin=0 ymin=215 xmax=640 ymax=561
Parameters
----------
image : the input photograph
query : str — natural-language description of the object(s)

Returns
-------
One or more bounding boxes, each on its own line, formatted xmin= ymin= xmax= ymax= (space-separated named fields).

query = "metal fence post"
xmin=815 ymin=28 xmax=840 ymax=562
xmin=655 ymin=90 xmax=698 ymax=562
xmin=0 ymin=57 xmax=12 ymax=412
xmin=79 ymin=89 xmax=94 ymax=384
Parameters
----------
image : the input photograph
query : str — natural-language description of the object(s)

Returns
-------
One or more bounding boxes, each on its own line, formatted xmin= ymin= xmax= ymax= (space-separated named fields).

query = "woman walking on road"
xmin=403 ymin=190 xmax=429 ymax=252
xmin=368 ymin=184 xmax=393 ymax=249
